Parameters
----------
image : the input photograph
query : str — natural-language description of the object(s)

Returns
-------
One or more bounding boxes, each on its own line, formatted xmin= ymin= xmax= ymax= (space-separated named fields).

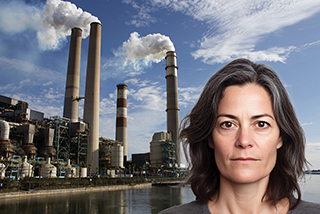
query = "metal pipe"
xmin=83 ymin=22 xmax=101 ymax=174
xmin=63 ymin=27 xmax=82 ymax=123
xmin=165 ymin=51 xmax=181 ymax=164
xmin=116 ymin=84 xmax=128 ymax=163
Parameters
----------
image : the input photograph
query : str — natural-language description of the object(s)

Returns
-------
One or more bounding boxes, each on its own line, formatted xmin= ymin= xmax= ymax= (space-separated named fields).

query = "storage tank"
xmin=80 ymin=167 xmax=87 ymax=177
xmin=21 ymin=155 xmax=33 ymax=178
xmin=40 ymin=158 xmax=57 ymax=178
xmin=111 ymin=144 xmax=123 ymax=168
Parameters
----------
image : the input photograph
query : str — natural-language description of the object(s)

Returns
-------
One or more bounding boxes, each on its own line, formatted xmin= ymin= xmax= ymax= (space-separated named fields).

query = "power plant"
xmin=0 ymin=22 xmax=186 ymax=179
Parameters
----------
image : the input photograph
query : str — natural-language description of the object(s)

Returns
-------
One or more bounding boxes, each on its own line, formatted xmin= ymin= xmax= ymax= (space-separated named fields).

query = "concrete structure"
xmin=150 ymin=132 xmax=174 ymax=168
xmin=165 ymin=51 xmax=181 ymax=164
xmin=0 ymin=95 xmax=28 ymax=110
xmin=39 ymin=128 xmax=56 ymax=158
xmin=83 ymin=22 xmax=101 ymax=174
xmin=116 ymin=84 xmax=128 ymax=163
xmin=17 ymin=124 xmax=37 ymax=159
xmin=63 ymin=28 xmax=82 ymax=123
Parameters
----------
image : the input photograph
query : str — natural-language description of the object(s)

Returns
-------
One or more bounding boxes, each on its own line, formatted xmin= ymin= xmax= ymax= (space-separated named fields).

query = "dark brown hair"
xmin=180 ymin=58 xmax=307 ymax=208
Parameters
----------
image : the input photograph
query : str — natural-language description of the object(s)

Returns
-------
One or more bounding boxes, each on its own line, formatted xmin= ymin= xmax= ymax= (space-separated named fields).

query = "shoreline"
xmin=0 ymin=183 xmax=152 ymax=200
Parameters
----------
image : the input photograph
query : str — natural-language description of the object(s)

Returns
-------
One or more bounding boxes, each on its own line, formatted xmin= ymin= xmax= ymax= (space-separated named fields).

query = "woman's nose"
xmin=236 ymin=127 xmax=253 ymax=149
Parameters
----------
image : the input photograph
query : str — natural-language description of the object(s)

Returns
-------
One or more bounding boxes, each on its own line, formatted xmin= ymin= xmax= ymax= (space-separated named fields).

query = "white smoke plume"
xmin=124 ymin=32 xmax=175 ymax=63
xmin=0 ymin=0 xmax=100 ymax=50
xmin=104 ymin=32 xmax=175 ymax=77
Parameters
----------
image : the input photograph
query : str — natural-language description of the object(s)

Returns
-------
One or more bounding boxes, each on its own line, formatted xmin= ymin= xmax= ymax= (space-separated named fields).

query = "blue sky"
xmin=1 ymin=0 xmax=320 ymax=169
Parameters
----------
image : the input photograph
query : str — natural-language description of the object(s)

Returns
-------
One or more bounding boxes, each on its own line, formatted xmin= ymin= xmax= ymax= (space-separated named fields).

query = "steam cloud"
xmin=0 ymin=0 xmax=100 ymax=50
xmin=104 ymin=32 xmax=175 ymax=77
xmin=124 ymin=32 xmax=175 ymax=63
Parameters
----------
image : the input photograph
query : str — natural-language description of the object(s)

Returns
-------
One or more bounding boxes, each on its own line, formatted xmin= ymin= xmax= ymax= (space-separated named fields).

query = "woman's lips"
xmin=231 ymin=157 xmax=259 ymax=162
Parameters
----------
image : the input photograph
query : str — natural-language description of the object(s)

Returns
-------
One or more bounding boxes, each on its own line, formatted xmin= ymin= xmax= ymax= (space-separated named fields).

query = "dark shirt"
xmin=159 ymin=199 xmax=320 ymax=214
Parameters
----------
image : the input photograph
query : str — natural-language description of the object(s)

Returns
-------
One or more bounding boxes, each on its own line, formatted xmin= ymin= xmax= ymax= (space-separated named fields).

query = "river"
xmin=0 ymin=175 xmax=319 ymax=214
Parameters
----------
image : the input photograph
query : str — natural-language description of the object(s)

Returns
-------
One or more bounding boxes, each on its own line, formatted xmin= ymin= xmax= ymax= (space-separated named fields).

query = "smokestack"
xmin=63 ymin=27 xmax=82 ymax=122
xmin=165 ymin=51 xmax=181 ymax=164
xmin=83 ymin=22 xmax=101 ymax=174
xmin=116 ymin=84 xmax=128 ymax=163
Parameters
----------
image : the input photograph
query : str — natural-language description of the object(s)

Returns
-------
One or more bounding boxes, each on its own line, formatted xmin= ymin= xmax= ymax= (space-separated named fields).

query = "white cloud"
xmin=178 ymin=86 xmax=202 ymax=108
xmin=129 ymin=85 xmax=166 ymax=111
xmin=123 ymin=0 xmax=157 ymax=27
xmin=125 ymin=78 xmax=139 ymax=85
xmin=127 ymin=0 xmax=320 ymax=63
xmin=0 ymin=56 xmax=64 ymax=84
xmin=99 ymin=95 xmax=117 ymax=139
xmin=305 ymin=142 xmax=320 ymax=169
xmin=301 ymin=122 xmax=314 ymax=126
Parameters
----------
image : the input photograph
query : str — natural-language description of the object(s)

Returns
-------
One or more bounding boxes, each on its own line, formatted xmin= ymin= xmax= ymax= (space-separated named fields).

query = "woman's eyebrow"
xmin=217 ymin=114 xmax=275 ymax=120
xmin=217 ymin=114 xmax=238 ymax=120
xmin=251 ymin=114 xmax=275 ymax=120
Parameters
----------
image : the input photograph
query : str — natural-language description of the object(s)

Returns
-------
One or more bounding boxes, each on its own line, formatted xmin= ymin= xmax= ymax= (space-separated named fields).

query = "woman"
xmin=160 ymin=59 xmax=320 ymax=214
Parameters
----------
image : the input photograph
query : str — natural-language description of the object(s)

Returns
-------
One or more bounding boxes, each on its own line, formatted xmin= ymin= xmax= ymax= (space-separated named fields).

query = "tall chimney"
xmin=116 ymin=84 xmax=128 ymax=163
xmin=83 ymin=22 xmax=101 ymax=174
xmin=165 ymin=51 xmax=181 ymax=164
xmin=63 ymin=27 xmax=82 ymax=122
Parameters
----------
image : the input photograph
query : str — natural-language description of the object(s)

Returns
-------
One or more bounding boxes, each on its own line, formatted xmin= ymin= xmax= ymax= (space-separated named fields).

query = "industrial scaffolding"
xmin=50 ymin=116 xmax=88 ymax=166
xmin=161 ymin=139 xmax=176 ymax=167
xmin=70 ymin=128 xmax=88 ymax=166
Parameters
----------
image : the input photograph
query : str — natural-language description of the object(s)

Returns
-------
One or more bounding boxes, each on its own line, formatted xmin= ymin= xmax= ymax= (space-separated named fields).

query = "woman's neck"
xmin=208 ymin=175 xmax=290 ymax=214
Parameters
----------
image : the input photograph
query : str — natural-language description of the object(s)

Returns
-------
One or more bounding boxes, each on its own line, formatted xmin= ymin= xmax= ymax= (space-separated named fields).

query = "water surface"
xmin=0 ymin=175 xmax=319 ymax=214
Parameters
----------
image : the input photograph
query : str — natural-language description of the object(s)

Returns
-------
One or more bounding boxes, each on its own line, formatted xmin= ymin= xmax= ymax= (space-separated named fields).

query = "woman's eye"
xmin=256 ymin=121 xmax=269 ymax=128
xmin=221 ymin=122 xmax=234 ymax=129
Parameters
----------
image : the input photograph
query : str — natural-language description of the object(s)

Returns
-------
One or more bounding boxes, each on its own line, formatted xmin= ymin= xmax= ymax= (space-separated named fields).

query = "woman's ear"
xmin=208 ymin=135 xmax=214 ymax=149
xmin=277 ymin=136 xmax=283 ymax=149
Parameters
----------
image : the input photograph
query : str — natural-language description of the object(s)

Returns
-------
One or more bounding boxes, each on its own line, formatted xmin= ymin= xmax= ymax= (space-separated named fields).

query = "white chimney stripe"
xmin=117 ymin=107 xmax=127 ymax=118
xmin=166 ymin=68 xmax=177 ymax=77
xmin=117 ymin=89 xmax=127 ymax=99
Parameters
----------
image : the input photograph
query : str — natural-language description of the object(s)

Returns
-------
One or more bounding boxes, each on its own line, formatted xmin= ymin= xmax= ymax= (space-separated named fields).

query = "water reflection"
xmin=1 ymin=176 xmax=319 ymax=214
xmin=0 ymin=186 xmax=195 ymax=214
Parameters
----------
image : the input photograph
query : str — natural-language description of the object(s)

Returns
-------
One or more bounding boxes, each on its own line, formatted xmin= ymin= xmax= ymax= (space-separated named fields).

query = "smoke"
xmin=104 ymin=31 xmax=175 ymax=77
xmin=0 ymin=0 xmax=100 ymax=50
xmin=124 ymin=32 xmax=175 ymax=63
xmin=102 ymin=32 xmax=175 ymax=78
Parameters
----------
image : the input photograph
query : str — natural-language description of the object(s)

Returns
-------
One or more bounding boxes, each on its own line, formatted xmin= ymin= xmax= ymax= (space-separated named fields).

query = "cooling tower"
xmin=63 ymin=27 xmax=82 ymax=122
xmin=116 ymin=84 xmax=128 ymax=163
xmin=83 ymin=22 xmax=101 ymax=174
xmin=165 ymin=51 xmax=181 ymax=164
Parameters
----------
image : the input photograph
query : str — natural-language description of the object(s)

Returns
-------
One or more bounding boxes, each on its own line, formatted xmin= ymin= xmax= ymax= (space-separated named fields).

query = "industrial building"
xmin=0 ymin=23 xmax=185 ymax=179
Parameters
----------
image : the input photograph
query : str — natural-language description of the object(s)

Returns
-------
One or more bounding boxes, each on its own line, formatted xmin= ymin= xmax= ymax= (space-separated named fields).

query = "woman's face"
xmin=209 ymin=83 xmax=282 ymax=184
